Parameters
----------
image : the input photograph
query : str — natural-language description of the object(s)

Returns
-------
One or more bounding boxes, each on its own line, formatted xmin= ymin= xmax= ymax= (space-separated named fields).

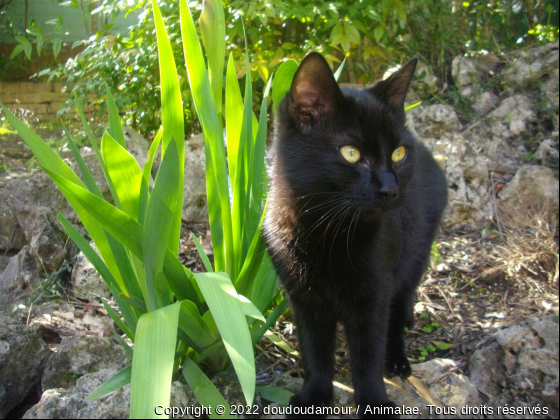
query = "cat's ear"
xmin=290 ymin=52 xmax=343 ymax=129
xmin=370 ymin=57 xmax=418 ymax=108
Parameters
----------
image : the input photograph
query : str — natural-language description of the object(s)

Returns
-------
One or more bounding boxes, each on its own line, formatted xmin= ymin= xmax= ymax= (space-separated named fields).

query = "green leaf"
xmin=238 ymin=294 xmax=265 ymax=322
xmin=194 ymin=272 xmax=255 ymax=405
xmin=53 ymin=39 xmax=62 ymax=59
xmin=152 ymin=0 xmax=185 ymax=257
xmin=190 ymin=232 xmax=213 ymax=272
xmin=86 ymin=365 xmax=132 ymax=401
xmin=272 ymin=59 xmax=298 ymax=112
xmin=131 ymin=302 xmax=182 ymax=419
xmin=10 ymin=44 xmax=25 ymax=59
xmin=182 ymin=357 xmax=234 ymax=418
xmin=102 ymin=298 xmax=135 ymax=341
xmin=139 ymin=126 xmax=162 ymax=223
xmin=106 ymin=85 xmax=126 ymax=148
xmin=143 ymin=139 xmax=180 ymax=311
xmin=334 ymin=57 xmax=347 ymax=82
xmin=180 ymin=0 xmax=233 ymax=276
xmin=257 ymin=386 xmax=293 ymax=405
xmin=102 ymin=133 xmax=143 ymax=222
xmin=225 ymin=53 xmax=243 ymax=196
xmin=41 ymin=167 xmax=201 ymax=305
xmin=264 ymin=330 xmax=298 ymax=355
xmin=199 ymin=0 xmax=226 ymax=116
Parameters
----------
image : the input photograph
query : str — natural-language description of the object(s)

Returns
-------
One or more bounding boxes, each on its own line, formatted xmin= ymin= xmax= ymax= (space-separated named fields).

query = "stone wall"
xmin=0 ymin=82 xmax=93 ymax=120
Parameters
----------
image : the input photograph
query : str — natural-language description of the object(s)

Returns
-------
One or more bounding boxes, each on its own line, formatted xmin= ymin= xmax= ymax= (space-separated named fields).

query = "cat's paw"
xmin=357 ymin=400 xmax=400 ymax=419
xmin=385 ymin=352 xmax=412 ymax=379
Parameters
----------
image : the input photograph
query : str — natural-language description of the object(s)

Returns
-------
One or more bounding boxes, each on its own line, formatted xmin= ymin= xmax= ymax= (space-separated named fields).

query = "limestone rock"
xmin=409 ymin=105 xmax=461 ymax=138
xmin=498 ymin=165 xmax=559 ymax=226
xmin=0 ymin=246 xmax=43 ymax=310
xmin=182 ymin=133 xmax=208 ymax=223
xmin=472 ymin=91 xmax=499 ymax=116
xmin=413 ymin=62 xmax=440 ymax=95
xmin=0 ymin=207 xmax=70 ymax=309
xmin=502 ymin=41 xmax=559 ymax=86
xmin=469 ymin=315 xmax=559 ymax=418
xmin=420 ymin=134 xmax=492 ymax=226
xmin=411 ymin=359 xmax=480 ymax=412
xmin=41 ymin=336 xmax=129 ymax=391
xmin=71 ymin=243 xmax=110 ymax=301
xmin=123 ymin=126 xmax=150 ymax=170
xmin=24 ymin=369 xmax=192 ymax=419
xmin=452 ymin=56 xmax=478 ymax=96
xmin=542 ymin=68 xmax=559 ymax=108
xmin=535 ymin=138 xmax=559 ymax=168
xmin=0 ymin=314 xmax=50 ymax=418
xmin=463 ymin=94 xmax=537 ymax=173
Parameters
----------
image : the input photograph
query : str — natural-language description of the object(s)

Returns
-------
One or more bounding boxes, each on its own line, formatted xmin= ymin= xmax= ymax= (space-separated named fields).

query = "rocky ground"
xmin=1 ymin=41 xmax=559 ymax=418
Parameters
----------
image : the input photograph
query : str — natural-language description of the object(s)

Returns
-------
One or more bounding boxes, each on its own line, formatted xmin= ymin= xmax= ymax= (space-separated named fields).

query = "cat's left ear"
xmin=369 ymin=57 xmax=418 ymax=108
xmin=289 ymin=52 xmax=343 ymax=129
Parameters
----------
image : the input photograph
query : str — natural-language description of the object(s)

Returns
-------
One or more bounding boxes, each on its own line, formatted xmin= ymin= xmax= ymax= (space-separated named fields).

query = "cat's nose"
xmin=378 ymin=171 xmax=399 ymax=202
xmin=380 ymin=185 xmax=399 ymax=202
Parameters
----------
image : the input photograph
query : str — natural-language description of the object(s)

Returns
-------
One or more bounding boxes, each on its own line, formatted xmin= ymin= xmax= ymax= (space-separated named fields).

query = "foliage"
xmin=0 ymin=0 xmax=294 ymax=416
xmin=4 ymin=0 xmax=558 ymax=137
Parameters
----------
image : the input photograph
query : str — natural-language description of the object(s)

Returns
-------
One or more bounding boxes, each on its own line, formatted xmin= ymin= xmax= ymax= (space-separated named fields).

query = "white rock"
xmin=452 ymin=56 xmax=479 ymax=96
xmin=472 ymin=91 xmax=498 ymax=116
xmin=71 ymin=243 xmax=110 ymax=301
xmin=498 ymin=165 xmax=559 ymax=226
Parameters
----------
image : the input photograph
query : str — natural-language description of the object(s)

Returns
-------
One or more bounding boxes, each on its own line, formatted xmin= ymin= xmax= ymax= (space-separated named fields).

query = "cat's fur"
xmin=264 ymin=53 xmax=448 ymax=418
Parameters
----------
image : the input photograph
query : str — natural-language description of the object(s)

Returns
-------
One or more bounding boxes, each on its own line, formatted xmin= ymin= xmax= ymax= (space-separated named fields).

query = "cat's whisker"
xmin=303 ymin=200 xmax=351 ymax=242
xmin=298 ymin=197 xmax=348 ymax=217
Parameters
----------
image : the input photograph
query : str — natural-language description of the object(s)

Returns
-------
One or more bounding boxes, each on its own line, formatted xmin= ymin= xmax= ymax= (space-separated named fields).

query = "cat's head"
xmin=275 ymin=52 xmax=418 ymax=219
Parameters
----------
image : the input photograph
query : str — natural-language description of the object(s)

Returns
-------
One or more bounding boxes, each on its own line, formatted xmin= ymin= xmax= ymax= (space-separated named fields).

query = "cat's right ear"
xmin=290 ymin=52 xmax=343 ymax=130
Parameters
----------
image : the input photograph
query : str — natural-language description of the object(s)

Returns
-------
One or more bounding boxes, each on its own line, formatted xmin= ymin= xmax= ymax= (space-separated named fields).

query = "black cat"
xmin=264 ymin=53 xmax=447 ymax=418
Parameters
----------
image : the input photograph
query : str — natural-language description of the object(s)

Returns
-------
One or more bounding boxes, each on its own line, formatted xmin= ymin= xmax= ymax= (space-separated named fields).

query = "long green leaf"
xmin=139 ymin=126 xmax=163 ymax=223
xmin=182 ymin=357 xmax=234 ymax=418
xmin=0 ymin=103 xmax=129 ymax=296
xmin=106 ymin=84 xmax=126 ymax=148
xmin=131 ymin=302 xmax=182 ymax=419
xmin=190 ymin=232 xmax=213 ymax=272
xmin=194 ymin=272 xmax=255 ymax=405
xmin=86 ymin=365 xmax=132 ymax=401
xmin=43 ymin=167 xmax=202 ymax=305
xmin=257 ymin=386 xmax=293 ymax=406
xmin=180 ymin=0 xmax=233 ymax=276
xmin=199 ymin=0 xmax=225 ymax=117
xmin=143 ymin=139 xmax=180 ymax=311
xmin=102 ymin=133 xmax=143 ymax=221
xmin=152 ymin=0 xmax=184 ymax=257
xmin=102 ymin=298 xmax=135 ymax=341
xmin=225 ymin=53 xmax=243 ymax=191
xmin=58 ymin=213 xmax=139 ymax=334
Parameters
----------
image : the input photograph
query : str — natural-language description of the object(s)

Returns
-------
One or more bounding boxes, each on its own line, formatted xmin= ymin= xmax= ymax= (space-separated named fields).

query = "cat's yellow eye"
xmin=392 ymin=146 xmax=406 ymax=163
xmin=340 ymin=145 xmax=361 ymax=163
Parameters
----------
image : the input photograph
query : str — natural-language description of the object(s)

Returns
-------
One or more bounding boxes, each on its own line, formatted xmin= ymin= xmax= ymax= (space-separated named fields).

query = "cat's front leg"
xmin=288 ymin=303 xmax=337 ymax=418
xmin=385 ymin=292 xmax=414 ymax=379
xmin=344 ymin=307 xmax=399 ymax=419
